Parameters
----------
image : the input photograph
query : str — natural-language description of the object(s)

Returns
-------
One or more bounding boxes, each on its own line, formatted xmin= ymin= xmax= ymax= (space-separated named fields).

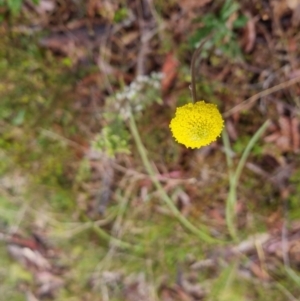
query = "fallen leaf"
xmin=161 ymin=52 xmax=179 ymax=94
xmin=36 ymin=271 xmax=64 ymax=297
xmin=276 ymin=116 xmax=292 ymax=152
xmin=25 ymin=291 xmax=39 ymax=301
xmin=242 ymin=13 xmax=257 ymax=53
xmin=292 ymin=4 xmax=300 ymax=26
xmin=8 ymin=245 xmax=51 ymax=270
xmin=250 ymin=262 xmax=271 ymax=280
xmin=264 ymin=132 xmax=281 ymax=143
xmin=226 ymin=119 xmax=238 ymax=141
xmin=123 ymin=273 xmax=152 ymax=301
xmin=287 ymin=0 xmax=300 ymax=9
xmin=291 ymin=116 xmax=300 ymax=152
xmin=208 ymin=207 xmax=225 ymax=225
xmin=179 ymin=0 xmax=212 ymax=10
xmin=289 ymin=240 xmax=300 ymax=263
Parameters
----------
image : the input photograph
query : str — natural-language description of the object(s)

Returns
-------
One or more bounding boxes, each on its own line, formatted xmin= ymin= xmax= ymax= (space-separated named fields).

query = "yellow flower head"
xmin=170 ymin=101 xmax=224 ymax=149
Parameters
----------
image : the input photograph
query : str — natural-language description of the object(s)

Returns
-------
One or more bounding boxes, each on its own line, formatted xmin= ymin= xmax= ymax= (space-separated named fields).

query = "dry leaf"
xmin=36 ymin=271 xmax=64 ymax=297
xmin=292 ymin=4 xmax=300 ymax=26
xmin=287 ymin=0 xmax=300 ymax=9
xmin=161 ymin=52 xmax=179 ymax=94
xmin=35 ymin=0 xmax=56 ymax=14
xmin=8 ymin=245 xmax=51 ymax=270
xmin=179 ymin=0 xmax=212 ymax=10
xmin=243 ymin=13 xmax=257 ymax=53
xmin=250 ymin=262 xmax=271 ymax=280
xmin=276 ymin=116 xmax=292 ymax=152
xmin=271 ymin=0 xmax=300 ymax=31
xmin=291 ymin=116 xmax=300 ymax=152
xmin=226 ymin=119 xmax=238 ymax=140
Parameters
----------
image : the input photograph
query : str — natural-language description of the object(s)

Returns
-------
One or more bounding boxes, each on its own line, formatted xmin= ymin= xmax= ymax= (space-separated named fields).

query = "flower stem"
xmin=128 ymin=113 xmax=218 ymax=244
xmin=191 ymin=34 xmax=213 ymax=103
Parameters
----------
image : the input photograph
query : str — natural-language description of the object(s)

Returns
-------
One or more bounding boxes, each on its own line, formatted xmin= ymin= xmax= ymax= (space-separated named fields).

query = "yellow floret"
xmin=169 ymin=101 xmax=224 ymax=149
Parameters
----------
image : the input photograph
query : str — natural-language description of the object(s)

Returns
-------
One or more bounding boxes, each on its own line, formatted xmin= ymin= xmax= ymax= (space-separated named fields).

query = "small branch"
xmin=224 ymin=75 xmax=300 ymax=118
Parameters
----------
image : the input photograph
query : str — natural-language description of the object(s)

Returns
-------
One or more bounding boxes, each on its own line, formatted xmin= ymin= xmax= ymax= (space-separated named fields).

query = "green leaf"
xmin=233 ymin=15 xmax=248 ymax=28
xmin=9 ymin=264 xmax=33 ymax=282
xmin=189 ymin=26 xmax=214 ymax=47
xmin=12 ymin=109 xmax=26 ymax=125
xmin=113 ymin=7 xmax=128 ymax=23
xmin=209 ymin=263 xmax=237 ymax=300
xmin=220 ymin=0 xmax=239 ymax=21
xmin=7 ymin=0 xmax=22 ymax=15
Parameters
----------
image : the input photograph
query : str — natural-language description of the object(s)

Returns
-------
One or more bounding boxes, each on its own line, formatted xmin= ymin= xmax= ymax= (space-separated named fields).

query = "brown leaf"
xmin=250 ymin=262 xmax=271 ymax=280
xmin=161 ymin=52 xmax=179 ymax=94
xmin=25 ymin=291 xmax=39 ymax=301
xmin=287 ymin=0 xmax=300 ymax=9
xmin=264 ymin=132 xmax=281 ymax=143
xmin=226 ymin=119 xmax=238 ymax=141
xmin=291 ymin=116 xmax=300 ymax=152
xmin=242 ymin=13 xmax=257 ymax=53
xmin=270 ymin=0 xmax=290 ymax=33
xmin=208 ymin=208 xmax=225 ymax=225
xmin=35 ymin=0 xmax=56 ymax=15
xmin=123 ymin=274 xmax=152 ymax=301
xmin=36 ymin=271 xmax=64 ymax=298
xmin=87 ymin=0 xmax=118 ymax=20
xmin=177 ymin=190 xmax=191 ymax=216
xmin=272 ymin=0 xmax=300 ymax=30
xmin=289 ymin=240 xmax=300 ymax=263
xmin=179 ymin=0 xmax=212 ymax=10
xmin=180 ymin=279 xmax=205 ymax=299
xmin=276 ymin=116 xmax=292 ymax=152
xmin=8 ymin=245 xmax=51 ymax=270
xmin=267 ymin=210 xmax=283 ymax=231
xmin=276 ymin=136 xmax=290 ymax=152
xmin=160 ymin=285 xmax=192 ymax=301
xmin=292 ymin=4 xmax=300 ymax=26
xmin=279 ymin=116 xmax=291 ymax=137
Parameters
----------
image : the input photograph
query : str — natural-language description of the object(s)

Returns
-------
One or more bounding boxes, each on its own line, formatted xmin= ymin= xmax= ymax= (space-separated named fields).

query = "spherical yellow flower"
xmin=170 ymin=101 xmax=224 ymax=149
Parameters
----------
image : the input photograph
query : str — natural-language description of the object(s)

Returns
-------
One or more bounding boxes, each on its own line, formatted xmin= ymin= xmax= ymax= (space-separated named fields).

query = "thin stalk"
xmin=222 ymin=129 xmax=237 ymax=239
xmin=190 ymin=34 xmax=213 ymax=103
xmin=129 ymin=113 xmax=218 ymax=244
xmin=92 ymin=223 xmax=136 ymax=250
xmin=223 ymin=120 xmax=270 ymax=239
xmin=81 ymin=213 xmax=142 ymax=253
xmin=234 ymin=119 xmax=270 ymax=184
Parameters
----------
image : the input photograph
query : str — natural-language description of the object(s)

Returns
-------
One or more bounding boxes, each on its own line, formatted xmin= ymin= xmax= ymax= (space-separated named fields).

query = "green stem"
xmin=234 ymin=120 xmax=270 ymax=184
xmin=223 ymin=120 xmax=270 ymax=239
xmin=91 ymin=223 xmax=135 ymax=250
xmin=129 ymin=113 xmax=218 ymax=244
xmin=81 ymin=213 xmax=142 ymax=253
xmin=222 ymin=129 xmax=237 ymax=239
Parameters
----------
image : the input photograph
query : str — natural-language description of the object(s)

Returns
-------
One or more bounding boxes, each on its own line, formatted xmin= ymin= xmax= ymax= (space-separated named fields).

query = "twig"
xmin=111 ymin=161 xmax=197 ymax=184
xmin=224 ymin=75 xmax=300 ymax=118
